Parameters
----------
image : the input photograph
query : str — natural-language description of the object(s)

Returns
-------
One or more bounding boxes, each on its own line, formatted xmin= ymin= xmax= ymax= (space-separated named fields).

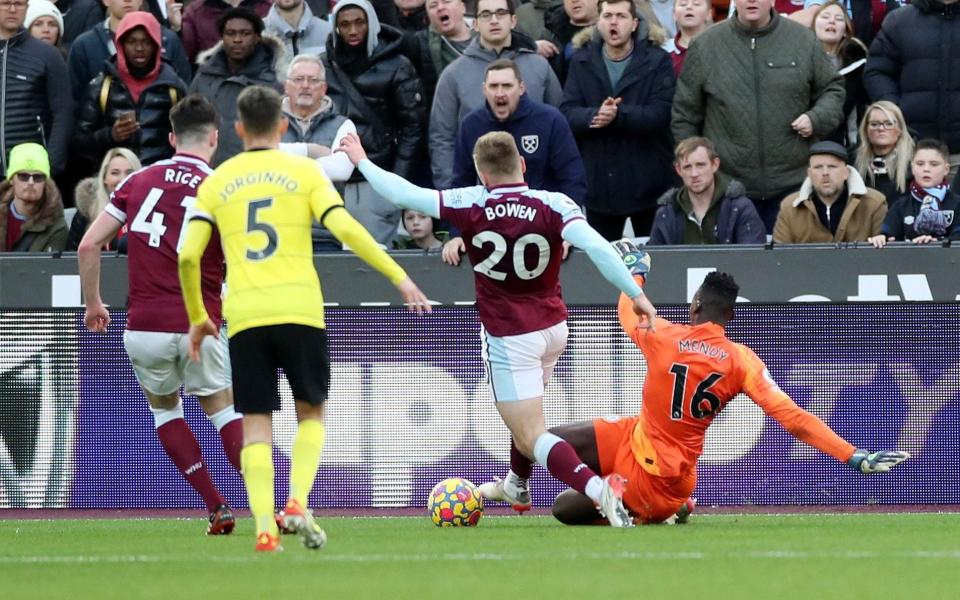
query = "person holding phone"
xmin=75 ymin=12 xmax=189 ymax=168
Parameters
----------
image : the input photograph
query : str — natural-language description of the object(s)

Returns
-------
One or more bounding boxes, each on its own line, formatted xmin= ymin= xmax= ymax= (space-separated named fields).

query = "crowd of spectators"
xmin=1 ymin=0 xmax=959 ymax=254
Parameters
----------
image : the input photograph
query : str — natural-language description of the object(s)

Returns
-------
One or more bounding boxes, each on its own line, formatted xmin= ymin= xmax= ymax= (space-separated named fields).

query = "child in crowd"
xmin=869 ymin=139 xmax=957 ymax=247
xmin=394 ymin=208 xmax=446 ymax=251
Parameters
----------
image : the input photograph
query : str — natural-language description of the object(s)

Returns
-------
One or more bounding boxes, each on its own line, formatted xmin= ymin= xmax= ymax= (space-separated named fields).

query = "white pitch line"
xmin=2 ymin=550 xmax=959 ymax=565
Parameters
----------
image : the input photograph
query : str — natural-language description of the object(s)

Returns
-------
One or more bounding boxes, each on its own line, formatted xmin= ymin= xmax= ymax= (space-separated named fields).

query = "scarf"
xmin=910 ymin=180 xmax=953 ymax=237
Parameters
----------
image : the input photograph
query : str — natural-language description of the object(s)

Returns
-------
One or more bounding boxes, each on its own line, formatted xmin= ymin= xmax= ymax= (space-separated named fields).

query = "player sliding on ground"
xmin=340 ymin=131 xmax=657 ymax=527
xmin=549 ymin=243 xmax=911 ymax=525
xmin=179 ymin=86 xmax=432 ymax=552
xmin=79 ymin=96 xmax=242 ymax=535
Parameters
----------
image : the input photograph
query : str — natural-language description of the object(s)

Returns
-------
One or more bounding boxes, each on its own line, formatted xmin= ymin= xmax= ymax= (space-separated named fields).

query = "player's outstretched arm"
xmin=563 ymin=222 xmax=656 ymax=329
xmin=741 ymin=347 xmax=911 ymax=474
xmin=77 ymin=212 xmax=124 ymax=332
xmin=177 ymin=218 xmax=217 ymax=360
xmin=339 ymin=133 xmax=440 ymax=218
xmin=323 ymin=207 xmax=432 ymax=315
xmin=847 ymin=449 xmax=911 ymax=474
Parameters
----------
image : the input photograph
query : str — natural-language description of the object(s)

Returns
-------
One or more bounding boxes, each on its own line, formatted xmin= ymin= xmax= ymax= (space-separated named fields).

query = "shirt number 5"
xmin=246 ymin=198 xmax=278 ymax=261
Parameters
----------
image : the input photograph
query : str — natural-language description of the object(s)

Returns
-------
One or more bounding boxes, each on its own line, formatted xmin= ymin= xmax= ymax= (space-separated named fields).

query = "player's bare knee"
xmin=199 ymin=387 xmax=233 ymax=416
xmin=144 ymin=390 xmax=180 ymax=410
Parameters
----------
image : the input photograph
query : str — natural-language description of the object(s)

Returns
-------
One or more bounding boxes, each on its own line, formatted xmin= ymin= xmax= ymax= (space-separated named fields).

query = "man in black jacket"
xmin=864 ymin=0 xmax=960 ymax=171
xmin=189 ymin=8 xmax=285 ymax=165
xmin=67 ymin=0 xmax=191 ymax=108
xmin=560 ymin=0 xmax=674 ymax=239
xmin=324 ymin=0 xmax=425 ymax=245
xmin=0 ymin=0 xmax=72 ymax=177
xmin=75 ymin=11 xmax=188 ymax=166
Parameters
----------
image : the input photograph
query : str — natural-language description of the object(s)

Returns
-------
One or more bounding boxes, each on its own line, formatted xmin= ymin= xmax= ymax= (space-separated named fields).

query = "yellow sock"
xmin=289 ymin=419 xmax=326 ymax=506
xmin=240 ymin=443 xmax=276 ymax=535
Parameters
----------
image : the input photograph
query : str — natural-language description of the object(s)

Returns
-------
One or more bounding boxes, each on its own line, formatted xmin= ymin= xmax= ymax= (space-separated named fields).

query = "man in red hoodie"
xmin=75 ymin=11 xmax=189 ymax=168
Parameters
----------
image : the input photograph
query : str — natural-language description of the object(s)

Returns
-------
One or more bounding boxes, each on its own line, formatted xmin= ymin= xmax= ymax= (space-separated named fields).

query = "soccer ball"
xmin=428 ymin=478 xmax=484 ymax=527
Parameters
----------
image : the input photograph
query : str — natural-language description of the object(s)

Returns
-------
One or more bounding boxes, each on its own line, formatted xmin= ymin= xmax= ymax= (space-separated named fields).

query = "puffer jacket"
xmin=560 ymin=23 xmax=675 ymax=216
xmin=0 ymin=179 xmax=68 ymax=252
xmin=324 ymin=1 xmax=425 ymax=181
xmin=672 ymin=11 xmax=845 ymax=199
xmin=0 ymin=29 xmax=73 ymax=176
xmin=773 ymin=167 xmax=887 ymax=243
xmin=190 ymin=35 xmax=286 ymax=165
xmin=75 ymin=60 xmax=188 ymax=166
xmin=864 ymin=0 xmax=960 ymax=154
xmin=648 ymin=176 xmax=767 ymax=245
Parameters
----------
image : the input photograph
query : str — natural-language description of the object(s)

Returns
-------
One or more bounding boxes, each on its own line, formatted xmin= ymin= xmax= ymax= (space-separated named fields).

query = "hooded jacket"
xmin=0 ymin=179 xmax=68 ymax=252
xmin=560 ymin=22 xmax=676 ymax=216
xmin=76 ymin=14 xmax=188 ymax=166
xmin=864 ymin=0 xmax=960 ymax=154
xmin=0 ymin=29 xmax=73 ymax=177
xmin=429 ymin=29 xmax=563 ymax=188
xmin=189 ymin=34 xmax=287 ymax=165
xmin=67 ymin=14 xmax=191 ymax=104
xmin=648 ymin=174 xmax=767 ymax=245
xmin=452 ymin=93 xmax=586 ymax=204
xmin=264 ymin=2 xmax=332 ymax=57
xmin=323 ymin=0 xmax=425 ymax=181
xmin=672 ymin=11 xmax=845 ymax=199
xmin=773 ymin=166 xmax=887 ymax=243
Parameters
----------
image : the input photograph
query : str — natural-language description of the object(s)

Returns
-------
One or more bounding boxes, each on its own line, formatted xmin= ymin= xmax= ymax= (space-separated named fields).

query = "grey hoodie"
xmin=428 ymin=34 xmax=563 ymax=188
xmin=330 ymin=0 xmax=383 ymax=58
xmin=264 ymin=2 xmax=332 ymax=58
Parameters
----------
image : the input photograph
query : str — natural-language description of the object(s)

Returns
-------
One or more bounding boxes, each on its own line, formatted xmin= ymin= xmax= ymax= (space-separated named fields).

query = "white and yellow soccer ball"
xmin=428 ymin=478 xmax=484 ymax=527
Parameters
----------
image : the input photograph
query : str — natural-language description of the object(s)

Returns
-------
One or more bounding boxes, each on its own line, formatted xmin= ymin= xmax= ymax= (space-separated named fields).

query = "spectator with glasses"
xmin=280 ymin=55 xmax=357 ymax=183
xmin=854 ymin=100 xmax=915 ymax=206
xmin=0 ymin=0 xmax=72 ymax=179
xmin=0 ymin=143 xmax=68 ymax=252
xmin=429 ymin=0 xmax=561 ymax=188
xmin=869 ymin=138 xmax=958 ymax=247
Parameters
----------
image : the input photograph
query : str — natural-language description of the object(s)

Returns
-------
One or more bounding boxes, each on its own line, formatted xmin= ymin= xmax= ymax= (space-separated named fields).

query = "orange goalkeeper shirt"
xmin=617 ymin=284 xmax=856 ymax=479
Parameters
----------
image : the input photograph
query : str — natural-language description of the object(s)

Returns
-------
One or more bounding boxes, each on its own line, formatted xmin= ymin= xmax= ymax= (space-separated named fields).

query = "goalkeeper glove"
xmin=612 ymin=239 xmax=651 ymax=278
xmin=848 ymin=449 xmax=911 ymax=474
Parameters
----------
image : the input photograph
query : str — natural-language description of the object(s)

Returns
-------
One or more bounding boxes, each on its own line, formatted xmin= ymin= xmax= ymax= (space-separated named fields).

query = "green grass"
xmin=3 ymin=514 xmax=959 ymax=599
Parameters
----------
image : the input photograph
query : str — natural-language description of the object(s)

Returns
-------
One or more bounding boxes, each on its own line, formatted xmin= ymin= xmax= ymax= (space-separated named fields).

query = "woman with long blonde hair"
xmin=854 ymin=101 xmax=915 ymax=205
xmin=66 ymin=148 xmax=142 ymax=250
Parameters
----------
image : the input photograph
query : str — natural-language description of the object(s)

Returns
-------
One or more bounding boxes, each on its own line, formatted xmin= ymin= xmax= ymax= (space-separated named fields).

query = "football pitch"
xmin=3 ymin=513 xmax=959 ymax=599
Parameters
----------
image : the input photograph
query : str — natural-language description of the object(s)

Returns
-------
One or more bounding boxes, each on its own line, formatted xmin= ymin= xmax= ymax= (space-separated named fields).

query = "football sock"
xmin=289 ymin=419 xmax=326 ymax=507
xmin=510 ymin=438 xmax=533 ymax=480
xmin=240 ymin=443 xmax=276 ymax=535
xmin=152 ymin=404 xmax=224 ymax=512
xmin=207 ymin=405 xmax=243 ymax=472
xmin=533 ymin=432 xmax=599 ymax=499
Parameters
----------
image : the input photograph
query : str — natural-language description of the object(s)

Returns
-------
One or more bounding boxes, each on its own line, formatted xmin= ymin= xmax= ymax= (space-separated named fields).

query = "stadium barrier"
xmin=1 ymin=245 xmax=958 ymax=509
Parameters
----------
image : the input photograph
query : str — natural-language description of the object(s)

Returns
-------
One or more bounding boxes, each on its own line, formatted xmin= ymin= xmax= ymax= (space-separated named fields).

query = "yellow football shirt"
xmin=191 ymin=149 xmax=335 ymax=334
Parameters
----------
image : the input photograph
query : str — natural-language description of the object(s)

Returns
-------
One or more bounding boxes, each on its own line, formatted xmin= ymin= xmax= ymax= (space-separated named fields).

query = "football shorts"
xmin=481 ymin=321 xmax=567 ymax=402
xmin=229 ymin=323 xmax=330 ymax=413
xmin=123 ymin=328 xmax=231 ymax=397
xmin=593 ymin=415 xmax=697 ymax=524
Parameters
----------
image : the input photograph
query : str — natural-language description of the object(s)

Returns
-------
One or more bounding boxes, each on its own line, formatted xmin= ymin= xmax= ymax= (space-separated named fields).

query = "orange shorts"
xmin=593 ymin=416 xmax=697 ymax=524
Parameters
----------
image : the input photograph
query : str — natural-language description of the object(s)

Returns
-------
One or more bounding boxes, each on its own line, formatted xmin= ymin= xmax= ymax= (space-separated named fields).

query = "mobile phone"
xmin=119 ymin=111 xmax=136 ymax=122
